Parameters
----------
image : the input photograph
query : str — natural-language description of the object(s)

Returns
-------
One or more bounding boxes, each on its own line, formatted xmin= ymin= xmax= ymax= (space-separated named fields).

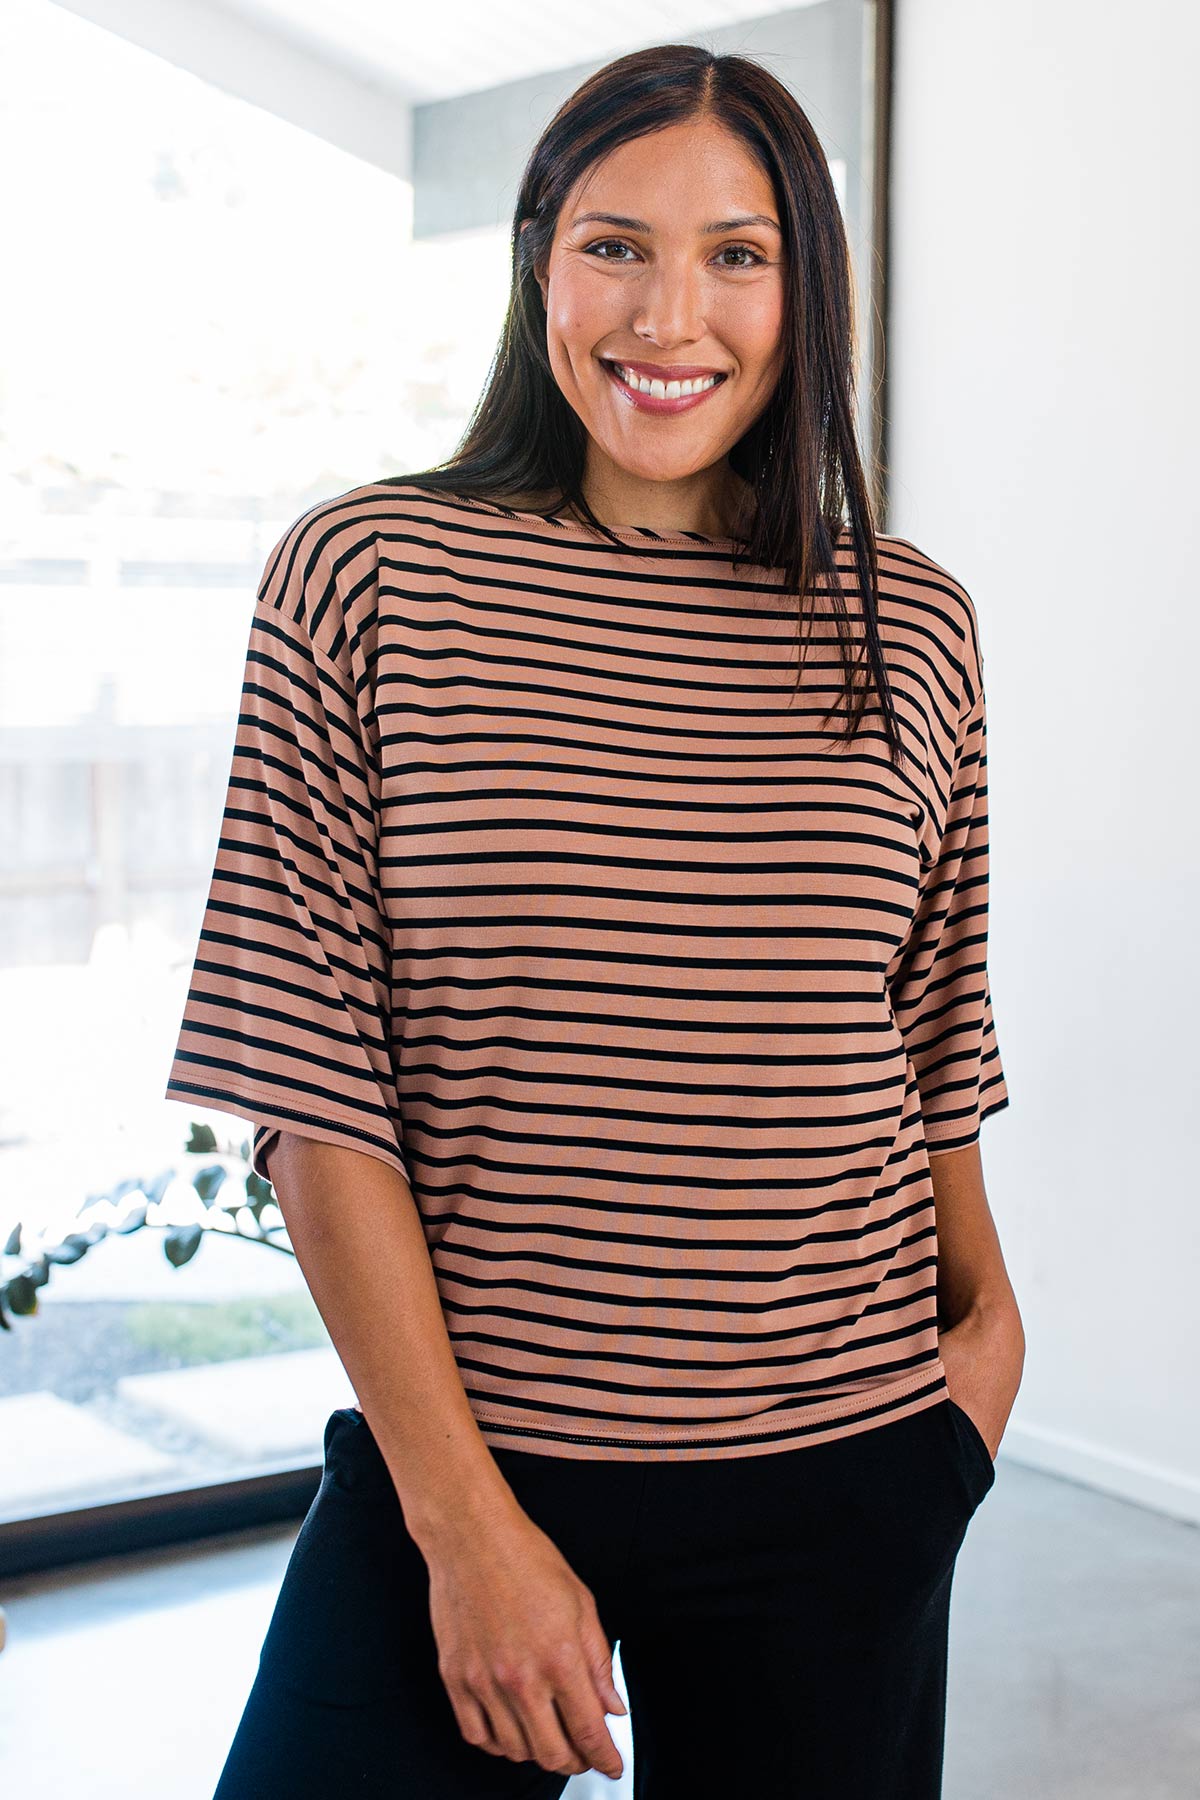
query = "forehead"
xmin=560 ymin=120 xmax=778 ymax=228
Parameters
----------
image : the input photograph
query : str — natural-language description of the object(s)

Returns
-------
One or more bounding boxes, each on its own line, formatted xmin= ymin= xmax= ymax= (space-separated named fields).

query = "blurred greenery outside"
xmin=0 ymin=1292 xmax=328 ymax=1408
xmin=126 ymin=1292 xmax=326 ymax=1363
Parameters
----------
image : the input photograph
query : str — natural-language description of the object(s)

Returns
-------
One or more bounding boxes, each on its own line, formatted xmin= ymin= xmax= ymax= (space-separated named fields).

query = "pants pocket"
xmin=253 ymin=1409 xmax=426 ymax=1707
xmin=946 ymin=1395 xmax=996 ymax=1506
xmin=324 ymin=1404 xmax=396 ymax=1499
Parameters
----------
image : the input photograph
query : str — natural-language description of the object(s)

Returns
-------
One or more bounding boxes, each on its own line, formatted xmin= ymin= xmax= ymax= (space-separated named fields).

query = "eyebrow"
xmin=569 ymin=211 xmax=781 ymax=235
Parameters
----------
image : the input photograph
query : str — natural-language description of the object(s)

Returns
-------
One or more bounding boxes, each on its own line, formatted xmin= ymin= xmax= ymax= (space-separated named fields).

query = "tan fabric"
xmin=165 ymin=481 xmax=1010 ymax=1460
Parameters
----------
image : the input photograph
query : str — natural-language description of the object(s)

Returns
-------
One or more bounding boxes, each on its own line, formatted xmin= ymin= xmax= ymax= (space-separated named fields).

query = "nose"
xmin=632 ymin=257 xmax=707 ymax=351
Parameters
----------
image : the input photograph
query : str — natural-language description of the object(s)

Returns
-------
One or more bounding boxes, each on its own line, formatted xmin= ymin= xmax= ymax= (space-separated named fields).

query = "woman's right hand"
xmin=424 ymin=1501 xmax=627 ymax=1779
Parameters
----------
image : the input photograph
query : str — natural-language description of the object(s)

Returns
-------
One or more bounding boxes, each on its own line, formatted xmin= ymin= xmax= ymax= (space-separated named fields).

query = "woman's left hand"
xmin=939 ymin=1301 xmax=1025 ymax=1461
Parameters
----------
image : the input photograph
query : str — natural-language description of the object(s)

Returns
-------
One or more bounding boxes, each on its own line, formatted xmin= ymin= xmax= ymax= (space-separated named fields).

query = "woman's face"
xmin=533 ymin=116 xmax=787 ymax=501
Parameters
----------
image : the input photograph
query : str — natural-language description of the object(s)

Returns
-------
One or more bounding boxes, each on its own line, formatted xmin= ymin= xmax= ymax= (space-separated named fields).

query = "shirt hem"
xmin=467 ymin=1363 xmax=952 ymax=1462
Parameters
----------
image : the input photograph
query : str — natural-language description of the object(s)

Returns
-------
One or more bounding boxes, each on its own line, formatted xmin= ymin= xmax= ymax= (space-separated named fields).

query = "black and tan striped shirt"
xmin=165 ymin=480 xmax=1011 ymax=1460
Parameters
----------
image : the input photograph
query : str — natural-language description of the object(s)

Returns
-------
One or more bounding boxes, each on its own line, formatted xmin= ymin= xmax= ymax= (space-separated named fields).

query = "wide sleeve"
xmin=164 ymin=512 xmax=407 ymax=1185
xmin=886 ymin=635 xmax=1012 ymax=1155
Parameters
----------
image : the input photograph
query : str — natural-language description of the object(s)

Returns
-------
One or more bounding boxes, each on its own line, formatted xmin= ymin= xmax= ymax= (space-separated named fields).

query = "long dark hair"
xmin=383 ymin=43 xmax=905 ymax=767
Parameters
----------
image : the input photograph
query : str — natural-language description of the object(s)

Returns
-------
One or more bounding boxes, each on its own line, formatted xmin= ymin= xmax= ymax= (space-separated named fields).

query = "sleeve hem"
xmin=923 ymin=1091 xmax=1011 ymax=1154
xmin=164 ymin=1078 xmax=408 ymax=1185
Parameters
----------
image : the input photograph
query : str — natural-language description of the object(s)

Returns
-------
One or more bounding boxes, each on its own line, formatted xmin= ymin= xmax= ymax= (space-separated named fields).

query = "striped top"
xmin=165 ymin=480 xmax=1011 ymax=1462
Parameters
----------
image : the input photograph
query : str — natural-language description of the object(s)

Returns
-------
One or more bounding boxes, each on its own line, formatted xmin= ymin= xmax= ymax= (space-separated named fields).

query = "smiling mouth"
xmin=600 ymin=358 xmax=729 ymax=412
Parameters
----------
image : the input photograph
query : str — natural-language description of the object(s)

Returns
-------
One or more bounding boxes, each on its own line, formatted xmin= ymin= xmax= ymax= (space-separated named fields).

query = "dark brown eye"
xmin=717 ymin=243 xmax=767 ymax=268
xmin=585 ymin=239 xmax=636 ymax=260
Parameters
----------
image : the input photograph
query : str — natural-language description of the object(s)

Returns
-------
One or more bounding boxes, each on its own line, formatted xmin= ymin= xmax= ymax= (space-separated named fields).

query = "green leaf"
xmin=164 ymin=1225 xmax=203 ymax=1268
xmin=245 ymin=1171 xmax=273 ymax=1206
xmin=6 ymin=1274 xmax=39 ymax=1316
xmin=192 ymin=1163 xmax=229 ymax=1206
xmin=45 ymin=1236 xmax=92 ymax=1265
xmin=143 ymin=1168 xmax=174 ymax=1206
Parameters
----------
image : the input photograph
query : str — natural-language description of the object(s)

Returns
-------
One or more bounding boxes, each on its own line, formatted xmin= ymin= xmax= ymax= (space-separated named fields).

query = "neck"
xmin=572 ymin=464 xmax=755 ymax=539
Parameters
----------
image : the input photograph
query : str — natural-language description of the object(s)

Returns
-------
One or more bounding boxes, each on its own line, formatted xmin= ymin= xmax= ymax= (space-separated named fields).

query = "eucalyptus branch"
xmin=0 ymin=1121 xmax=293 ymax=1329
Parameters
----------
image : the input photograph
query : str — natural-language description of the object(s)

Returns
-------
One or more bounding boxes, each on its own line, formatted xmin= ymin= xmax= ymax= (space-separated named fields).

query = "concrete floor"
xmin=1 ymin=1454 xmax=1196 ymax=1799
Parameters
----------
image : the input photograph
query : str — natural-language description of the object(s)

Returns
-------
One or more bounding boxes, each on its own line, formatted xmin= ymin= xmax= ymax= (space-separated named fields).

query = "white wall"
xmin=888 ymin=0 xmax=1200 ymax=1520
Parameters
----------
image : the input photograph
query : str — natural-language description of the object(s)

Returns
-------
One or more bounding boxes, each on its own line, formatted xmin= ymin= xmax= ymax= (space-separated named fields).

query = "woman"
xmin=166 ymin=43 xmax=1023 ymax=1800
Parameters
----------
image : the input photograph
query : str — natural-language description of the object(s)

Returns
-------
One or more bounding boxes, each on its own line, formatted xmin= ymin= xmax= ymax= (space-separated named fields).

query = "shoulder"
xmin=871 ymin=531 xmax=985 ymax=705
xmin=255 ymin=480 xmax=439 ymax=666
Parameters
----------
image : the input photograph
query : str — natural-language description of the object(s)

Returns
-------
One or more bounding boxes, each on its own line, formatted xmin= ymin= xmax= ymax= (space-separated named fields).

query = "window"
xmin=0 ymin=0 xmax=888 ymax=1536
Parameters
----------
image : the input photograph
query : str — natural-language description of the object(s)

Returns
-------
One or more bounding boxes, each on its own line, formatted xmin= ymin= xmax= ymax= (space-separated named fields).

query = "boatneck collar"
xmin=448 ymin=490 xmax=747 ymax=550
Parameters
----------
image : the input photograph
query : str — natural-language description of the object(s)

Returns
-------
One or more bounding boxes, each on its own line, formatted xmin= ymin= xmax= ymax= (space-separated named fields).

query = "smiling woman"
xmin=172 ymin=38 xmax=1021 ymax=1800
xmin=395 ymin=44 xmax=906 ymax=768
xmin=537 ymin=149 xmax=786 ymax=497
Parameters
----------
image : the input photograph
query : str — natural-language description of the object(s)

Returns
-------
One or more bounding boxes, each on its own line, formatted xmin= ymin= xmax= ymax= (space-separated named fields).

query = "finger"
xmin=512 ymin=1694 xmax=590 ymax=1777
xmin=479 ymin=1687 xmax=538 ymax=1766
xmin=450 ymin=1682 xmax=526 ymax=1765
xmin=553 ymin=1663 xmax=625 ymax=1780
xmin=581 ymin=1613 xmax=627 ymax=1716
xmin=449 ymin=1688 xmax=494 ymax=1755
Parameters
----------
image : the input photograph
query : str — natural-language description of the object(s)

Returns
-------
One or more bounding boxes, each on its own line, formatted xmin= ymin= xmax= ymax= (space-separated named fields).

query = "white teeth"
xmin=611 ymin=362 xmax=721 ymax=399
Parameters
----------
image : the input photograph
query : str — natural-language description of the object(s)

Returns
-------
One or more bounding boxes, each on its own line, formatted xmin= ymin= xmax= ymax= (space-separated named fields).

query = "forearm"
xmin=929 ymin=1140 xmax=1025 ymax=1449
xmin=268 ymin=1131 xmax=522 ymax=1556
xmin=929 ymin=1139 xmax=1023 ymax=1336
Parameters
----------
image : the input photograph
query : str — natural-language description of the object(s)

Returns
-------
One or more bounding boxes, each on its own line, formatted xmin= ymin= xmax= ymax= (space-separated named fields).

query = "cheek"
xmin=546 ymin=269 xmax=613 ymax=347
xmin=714 ymin=283 xmax=785 ymax=370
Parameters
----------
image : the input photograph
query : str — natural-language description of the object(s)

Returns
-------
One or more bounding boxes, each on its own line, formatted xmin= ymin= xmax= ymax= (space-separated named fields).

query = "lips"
xmin=604 ymin=358 xmax=728 ymax=382
xmin=600 ymin=357 xmax=729 ymax=415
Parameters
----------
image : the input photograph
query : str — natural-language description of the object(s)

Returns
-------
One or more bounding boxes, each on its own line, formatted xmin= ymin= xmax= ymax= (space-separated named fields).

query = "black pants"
xmin=212 ymin=1396 xmax=996 ymax=1799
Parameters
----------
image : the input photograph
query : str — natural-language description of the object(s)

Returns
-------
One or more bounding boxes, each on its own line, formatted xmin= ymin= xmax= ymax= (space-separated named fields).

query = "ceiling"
xmin=216 ymin=0 xmax=815 ymax=103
